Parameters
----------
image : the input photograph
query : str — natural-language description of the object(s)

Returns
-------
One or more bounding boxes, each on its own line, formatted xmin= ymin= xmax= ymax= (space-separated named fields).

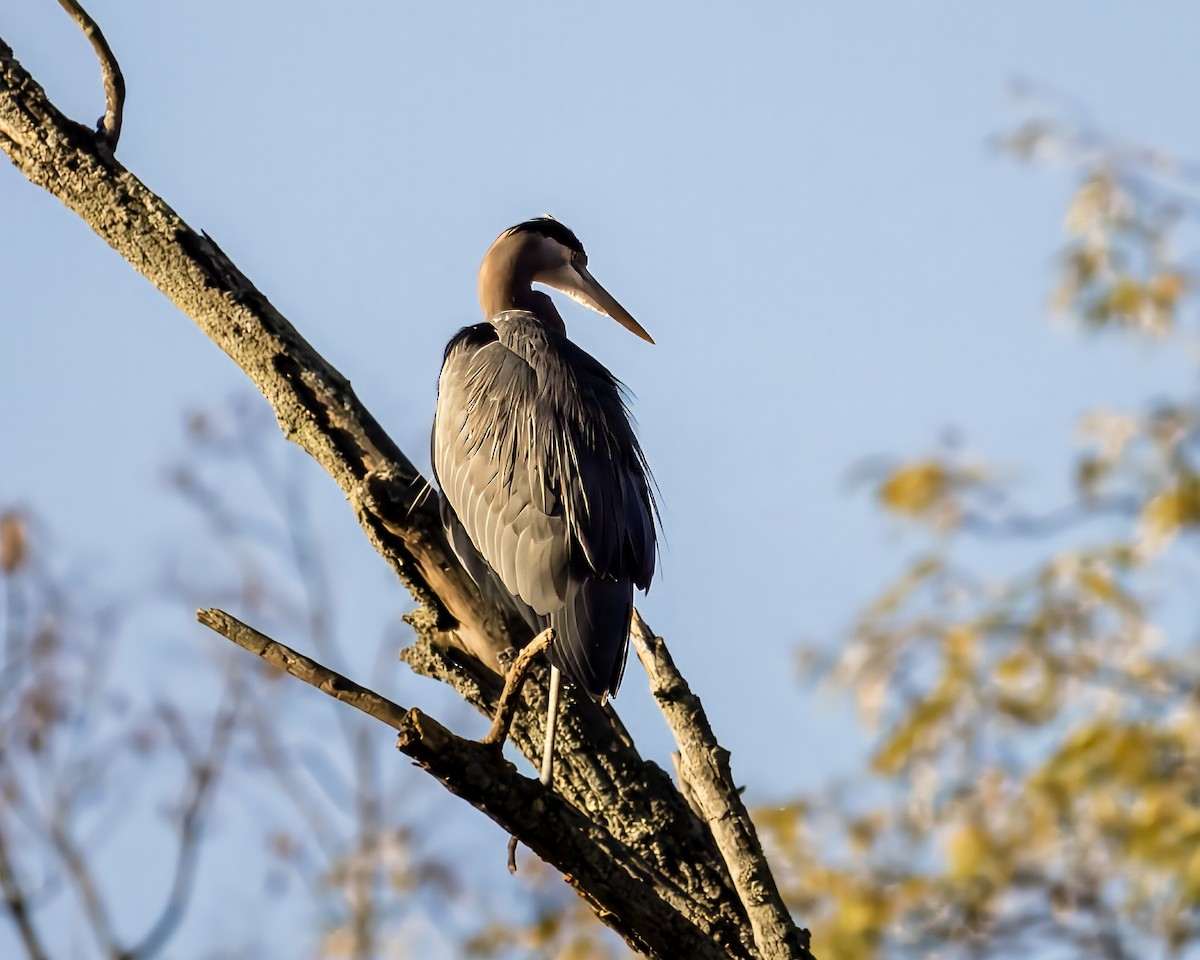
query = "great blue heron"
xmin=432 ymin=217 xmax=657 ymax=787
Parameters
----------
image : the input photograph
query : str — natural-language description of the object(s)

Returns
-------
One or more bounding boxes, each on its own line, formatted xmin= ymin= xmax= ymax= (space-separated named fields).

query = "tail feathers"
xmin=547 ymin=576 xmax=634 ymax=701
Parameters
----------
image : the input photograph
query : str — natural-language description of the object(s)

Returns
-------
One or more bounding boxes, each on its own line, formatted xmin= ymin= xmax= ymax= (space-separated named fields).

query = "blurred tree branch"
xmin=0 ymin=827 xmax=49 ymax=960
xmin=0 ymin=509 xmax=242 ymax=960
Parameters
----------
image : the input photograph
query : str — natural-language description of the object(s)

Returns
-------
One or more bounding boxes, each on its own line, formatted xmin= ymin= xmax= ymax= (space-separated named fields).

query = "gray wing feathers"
xmin=434 ymin=332 xmax=570 ymax=616
xmin=433 ymin=316 xmax=657 ymax=700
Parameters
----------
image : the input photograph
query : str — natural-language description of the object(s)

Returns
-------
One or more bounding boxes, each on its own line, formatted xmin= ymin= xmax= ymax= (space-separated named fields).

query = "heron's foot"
xmin=480 ymin=627 xmax=555 ymax=750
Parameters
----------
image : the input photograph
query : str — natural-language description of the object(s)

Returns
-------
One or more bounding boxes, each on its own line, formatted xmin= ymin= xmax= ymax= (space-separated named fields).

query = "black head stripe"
xmin=505 ymin=217 xmax=585 ymax=257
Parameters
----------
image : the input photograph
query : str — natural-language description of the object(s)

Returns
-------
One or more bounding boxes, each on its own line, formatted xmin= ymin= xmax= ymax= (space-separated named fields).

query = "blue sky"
xmin=4 ymin=2 xmax=1200 ymax=954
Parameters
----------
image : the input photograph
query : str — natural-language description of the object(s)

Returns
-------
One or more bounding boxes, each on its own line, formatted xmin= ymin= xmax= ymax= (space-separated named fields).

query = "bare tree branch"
xmin=53 ymin=0 xmax=124 ymax=149
xmin=125 ymin=692 xmax=240 ymax=960
xmin=198 ymin=608 xmax=738 ymax=960
xmin=398 ymin=634 xmax=757 ymax=954
xmin=631 ymin=611 xmax=812 ymax=960
xmin=47 ymin=812 xmax=120 ymax=958
xmin=0 ymin=826 xmax=50 ymax=960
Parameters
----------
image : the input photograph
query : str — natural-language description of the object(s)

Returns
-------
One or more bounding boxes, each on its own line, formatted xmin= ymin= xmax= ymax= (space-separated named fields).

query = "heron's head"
xmin=479 ymin=217 xmax=654 ymax=344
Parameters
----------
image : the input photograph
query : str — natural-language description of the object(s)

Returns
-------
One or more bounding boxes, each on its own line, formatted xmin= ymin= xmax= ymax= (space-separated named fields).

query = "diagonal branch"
xmin=197 ymin=608 xmax=732 ymax=960
xmin=47 ymin=812 xmax=120 ymax=958
xmin=0 ymin=825 xmax=50 ymax=960
xmin=631 ymin=611 xmax=813 ymax=960
xmin=125 ymin=689 xmax=240 ymax=960
xmin=53 ymin=0 xmax=124 ymax=149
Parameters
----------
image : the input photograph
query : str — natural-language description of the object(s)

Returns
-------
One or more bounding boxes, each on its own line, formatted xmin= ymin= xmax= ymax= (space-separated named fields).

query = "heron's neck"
xmin=478 ymin=247 xmax=566 ymax=334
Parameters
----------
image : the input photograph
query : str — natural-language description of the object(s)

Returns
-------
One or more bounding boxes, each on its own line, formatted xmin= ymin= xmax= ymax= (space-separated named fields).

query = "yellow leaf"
xmin=1149 ymin=271 xmax=1186 ymax=308
xmin=872 ymin=685 xmax=955 ymax=774
xmin=1108 ymin=277 xmax=1143 ymax=316
xmin=995 ymin=650 xmax=1031 ymax=682
xmin=943 ymin=625 xmax=977 ymax=665
xmin=1080 ymin=567 xmax=1116 ymax=601
xmin=879 ymin=462 xmax=947 ymax=516
xmin=1142 ymin=490 xmax=1184 ymax=537
xmin=1141 ymin=476 xmax=1200 ymax=542
xmin=1184 ymin=845 xmax=1200 ymax=904
xmin=945 ymin=823 xmax=1005 ymax=885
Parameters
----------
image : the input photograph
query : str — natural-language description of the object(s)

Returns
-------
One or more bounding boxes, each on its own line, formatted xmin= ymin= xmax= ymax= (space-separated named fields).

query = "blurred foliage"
xmin=771 ymin=96 xmax=1200 ymax=959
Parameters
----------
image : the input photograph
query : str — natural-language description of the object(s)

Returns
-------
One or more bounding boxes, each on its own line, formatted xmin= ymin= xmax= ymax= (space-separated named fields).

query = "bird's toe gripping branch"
xmin=480 ymin=627 xmax=556 ymax=749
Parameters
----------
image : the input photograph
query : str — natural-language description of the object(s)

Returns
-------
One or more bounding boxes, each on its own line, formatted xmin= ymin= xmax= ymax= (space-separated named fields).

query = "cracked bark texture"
xmin=0 ymin=33 xmax=810 ymax=960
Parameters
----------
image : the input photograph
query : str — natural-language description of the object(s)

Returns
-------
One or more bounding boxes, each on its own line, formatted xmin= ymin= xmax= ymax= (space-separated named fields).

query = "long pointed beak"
xmin=552 ymin=264 xmax=655 ymax=344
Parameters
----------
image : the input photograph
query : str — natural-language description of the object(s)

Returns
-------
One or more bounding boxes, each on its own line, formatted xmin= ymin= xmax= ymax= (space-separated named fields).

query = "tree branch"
xmin=125 ymin=691 xmax=239 ymax=960
xmin=398 ymin=633 xmax=756 ymax=956
xmin=197 ymin=608 xmax=735 ymax=960
xmin=53 ymin=0 xmax=124 ymax=149
xmin=48 ymin=814 xmax=120 ymax=958
xmin=0 ymin=826 xmax=50 ymax=960
xmin=631 ymin=612 xmax=813 ymax=960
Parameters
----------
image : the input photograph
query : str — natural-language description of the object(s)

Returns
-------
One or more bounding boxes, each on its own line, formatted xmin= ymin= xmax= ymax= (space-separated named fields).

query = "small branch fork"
xmin=631 ymin=611 xmax=813 ymax=960
xmin=54 ymin=0 xmax=124 ymax=150
xmin=197 ymin=609 xmax=731 ymax=960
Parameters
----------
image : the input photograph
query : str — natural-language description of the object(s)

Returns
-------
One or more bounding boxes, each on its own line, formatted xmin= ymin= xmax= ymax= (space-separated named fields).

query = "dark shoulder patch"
xmin=505 ymin=217 xmax=585 ymax=257
xmin=444 ymin=322 xmax=497 ymax=361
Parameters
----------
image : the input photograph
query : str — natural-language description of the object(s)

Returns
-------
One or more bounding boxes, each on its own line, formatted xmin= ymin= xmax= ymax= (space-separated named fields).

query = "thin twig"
xmin=54 ymin=0 xmax=124 ymax=149
xmin=198 ymin=609 xmax=408 ymax=728
xmin=959 ymin=494 xmax=1140 ymax=539
xmin=350 ymin=723 xmax=379 ymax=960
xmin=0 ymin=826 xmax=50 ymax=960
xmin=481 ymin=628 xmax=554 ymax=747
xmin=631 ymin=611 xmax=813 ymax=960
xmin=125 ymin=689 xmax=240 ymax=960
xmin=48 ymin=814 xmax=119 ymax=957
xmin=247 ymin=700 xmax=343 ymax=862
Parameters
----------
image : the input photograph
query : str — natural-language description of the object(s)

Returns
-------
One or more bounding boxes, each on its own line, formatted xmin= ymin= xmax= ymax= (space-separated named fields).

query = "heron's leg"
xmin=505 ymin=661 xmax=562 ymax=873
xmin=539 ymin=665 xmax=562 ymax=787
xmin=481 ymin=627 xmax=555 ymax=748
